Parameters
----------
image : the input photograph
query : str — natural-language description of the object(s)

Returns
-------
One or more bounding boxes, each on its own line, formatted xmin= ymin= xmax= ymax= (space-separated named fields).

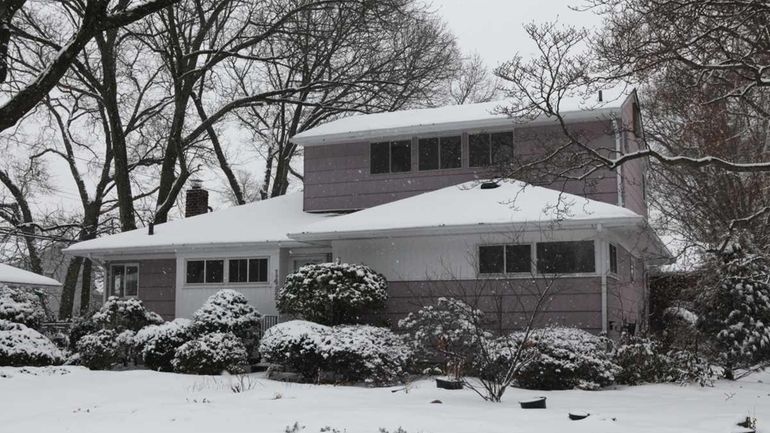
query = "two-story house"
xmin=64 ymin=91 xmax=670 ymax=335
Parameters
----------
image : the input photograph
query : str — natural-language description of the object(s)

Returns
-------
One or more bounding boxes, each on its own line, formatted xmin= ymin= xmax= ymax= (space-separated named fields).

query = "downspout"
xmin=613 ymin=118 xmax=625 ymax=207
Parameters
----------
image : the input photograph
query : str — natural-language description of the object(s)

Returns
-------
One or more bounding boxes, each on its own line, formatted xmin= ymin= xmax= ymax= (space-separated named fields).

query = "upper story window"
xmin=418 ymin=136 xmax=461 ymax=170
xmin=110 ymin=263 xmax=138 ymax=297
xmin=469 ymin=131 xmax=513 ymax=167
xmin=370 ymin=140 xmax=411 ymax=174
xmin=478 ymin=244 xmax=532 ymax=274
xmin=187 ymin=257 xmax=268 ymax=285
xmin=536 ymin=241 xmax=595 ymax=274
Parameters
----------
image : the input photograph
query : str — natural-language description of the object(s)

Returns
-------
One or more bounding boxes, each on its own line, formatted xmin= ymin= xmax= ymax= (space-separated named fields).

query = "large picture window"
xmin=110 ymin=264 xmax=139 ymax=297
xmin=187 ymin=258 xmax=268 ymax=285
xmin=418 ymin=136 xmax=461 ymax=170
xmin=370 ymin=140 xmax=412 ymax=174
xmin=469 ymin=131 xmax=513 ymax=167
xmin=537 ymin=241 xmax=595 ymax=274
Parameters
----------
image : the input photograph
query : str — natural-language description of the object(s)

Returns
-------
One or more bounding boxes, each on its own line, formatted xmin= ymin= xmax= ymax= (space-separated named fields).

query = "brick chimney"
xmin=185 ymin=179 xmax=209 ymax=217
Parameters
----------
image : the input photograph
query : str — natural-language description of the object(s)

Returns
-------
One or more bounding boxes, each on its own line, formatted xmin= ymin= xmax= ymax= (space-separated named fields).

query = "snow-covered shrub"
xmin=68 ymin=314 xmax=100 ymax=351
xmin=259 ymin=320 xmax=412 ymax=384
xmin=514 ymin=327 xmax=618 ymax=390
xmin=324 ymin=325 xmax=412 ymax=384
xmin=277 ymin=263 xmax=388 ymax=325
xmin=614 ymin=336 xmax=714 ymax=386
xmin=92 ymin=297 xmax=164 ymax=332
xmin=76 ymin=329 xmax=120 ymax=370
xmin=134 ymin=318 xmax=193 ymax=371
xmin=0 ymin=319 xmax=63 ymax=366
xmin=0 ymin=285 xmax=46 ymax=329
xmin=191 ymin=290 xmax=261 ymax=348
xmin=697 ymin=245 xmax=770 ymax=377
xmin=398 ymin=298 xmax=489 ymax=379
xmin=259 ymin=320 xmax=329 ymax=379
xmin=172 ymin=332 xmax=248 ymax=375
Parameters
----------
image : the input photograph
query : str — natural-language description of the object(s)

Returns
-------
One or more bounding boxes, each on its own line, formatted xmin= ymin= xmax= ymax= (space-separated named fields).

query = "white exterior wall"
xmin=332 ymin=228 xmax=606 ymax=281
xmin=174 ymin=246 xmax=282 ymax=318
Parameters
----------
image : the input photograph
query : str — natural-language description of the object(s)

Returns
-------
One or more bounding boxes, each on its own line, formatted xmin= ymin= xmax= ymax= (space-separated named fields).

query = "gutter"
xmin=288 ymin=216 xmax=644 ymax=242
xmin=63 ymin=239 xmax=313 ymax=259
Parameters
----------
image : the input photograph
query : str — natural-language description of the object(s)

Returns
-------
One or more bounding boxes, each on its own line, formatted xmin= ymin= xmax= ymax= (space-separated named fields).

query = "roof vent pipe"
xmin=148 ymin=221 xmax=154 ymax=236
xmin=598 ymin=90 xmax=603 ymax=102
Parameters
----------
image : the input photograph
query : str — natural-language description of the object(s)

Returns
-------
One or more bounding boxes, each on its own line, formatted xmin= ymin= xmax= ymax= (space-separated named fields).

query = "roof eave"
xmin=63 ymin=239 xmax=313 ymax=258
xmin=288 ymin=215 xmax=643 ymax=242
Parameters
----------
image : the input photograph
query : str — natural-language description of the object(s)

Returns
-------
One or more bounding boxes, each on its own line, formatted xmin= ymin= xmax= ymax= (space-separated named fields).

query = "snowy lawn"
xmin=1 ymin=367 xmax=768 ymax=433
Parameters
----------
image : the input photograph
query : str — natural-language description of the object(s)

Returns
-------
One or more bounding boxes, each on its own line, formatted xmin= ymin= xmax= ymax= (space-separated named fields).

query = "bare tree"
xmin=445 ymin=52 xmax=499 ymax=105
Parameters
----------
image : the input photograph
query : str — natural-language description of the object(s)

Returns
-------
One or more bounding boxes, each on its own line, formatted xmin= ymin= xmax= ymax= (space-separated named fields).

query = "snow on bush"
xmin=0 ymin=285 xmax=46 ymax=329
xmin=614 ymin=336 xmax=714 ymax=386
xmin=172 ymin=332 xmax=249 ymax=375
xmin=398 ymin=297 xmax=490 ymax=379
xmin=698 ymin=245 xmax=770 ymax=375
xmin=277 ymin=263 xmax=388 ymax=325
xmin=134 ymin=319 xmax=193 ymax=371
xmin=513 ymin=327 xmax=619 ymax=390
xmin=191 ymin=290 xmax=262 ymax=342
xmin=76 ymin=329 xmax=120 ymax=370
xmin=92 ymin=297 xmax=164 ymax=332
xmin=67 ymin=314 xmax=100 ymax=351
xmin=259 ymin=320 xmax=412 ymax=384
xmin=0 ymin=319 xmax=63 ymax=366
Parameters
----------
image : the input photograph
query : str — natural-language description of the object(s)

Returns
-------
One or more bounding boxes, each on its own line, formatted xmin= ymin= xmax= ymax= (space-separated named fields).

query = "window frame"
xmin=477 ymin=243 xmax=533 ymax=276
xmin=109 ymin=263 xmax=140 ymax=298
xmin=185 ymin=257 xmax=270 ymax=287
xmin=369 ymin=140 xmax=412 ymax=174
xmin=608 ymin=243 xmax=618 ymax=275
xmin=418 ymin=135 xmax=462 ymax=171
xmin=469 ymin=131 xmax=513 ymax=167
xmin=536 ymin=240 xmax=596 ymax=275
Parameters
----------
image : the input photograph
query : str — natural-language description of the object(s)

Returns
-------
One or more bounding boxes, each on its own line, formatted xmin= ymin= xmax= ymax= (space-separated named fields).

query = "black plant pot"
xmin=569 ymin=411 xmax=589 ymax=420
xmin=519 ymin=397 xmax=547 ymax=409
xmin=435 ymin=378 xmax=463 ymax=390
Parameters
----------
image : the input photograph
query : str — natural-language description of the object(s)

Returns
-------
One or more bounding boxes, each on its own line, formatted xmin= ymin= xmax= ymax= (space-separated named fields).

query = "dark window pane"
xmin=418 ymin=138 xmax=439 ymax=171
xmin=186 ymin=261 xmax=204 ymax=284
xmin=609 ymin=244 xmax=618 ymax=274
xmin=505 ymin=245 xmax=531 ymax=273
xmin=491 ymin=132 xmax=513 ymax=164
xmin=229 ymin=259 xmax=248 ymax=283
xmin=125 ymin=266 xmax=138 ymax=297
xmin=390 ymin=140 xmax=412 ymax=172
xmin=249 ymin=258 xmax=268 ymax=282
xmin=469 ymin=134 xmax=490 ymax=167
xmin=537 ymin=241 xmax=595 ymax=274
xmin=205 ymin=260 xmax=224 ymax=283
xmin=440 ymin=136 xmax=462 ymax=169
xmin=111 ymin=265 xmax=125 ymax=297
xmin=370 ymin=142 xmax=389 ymax=174
xmin=479 ymin=245 xmax=504 ymax=274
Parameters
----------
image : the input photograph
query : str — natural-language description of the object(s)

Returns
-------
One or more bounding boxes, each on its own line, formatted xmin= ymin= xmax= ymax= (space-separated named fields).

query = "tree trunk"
xmin=79 ymin=258 xmax=92 ymax=315
xmin=58 ymin=256 xmax=83 ymax=320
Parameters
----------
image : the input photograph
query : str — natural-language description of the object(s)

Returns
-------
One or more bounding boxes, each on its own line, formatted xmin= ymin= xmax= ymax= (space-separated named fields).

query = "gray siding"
xmin=384 ymin=277 xmax=603 ymax=334
xmin=303 ymin=120 xmax=623 ymax=213
xmin=607 ymin=244 xmax=646 ymax=335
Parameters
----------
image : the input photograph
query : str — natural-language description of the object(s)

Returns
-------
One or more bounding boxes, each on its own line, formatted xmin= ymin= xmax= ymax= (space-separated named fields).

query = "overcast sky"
xmin=432 ymin=0 xmax=602 ymax=65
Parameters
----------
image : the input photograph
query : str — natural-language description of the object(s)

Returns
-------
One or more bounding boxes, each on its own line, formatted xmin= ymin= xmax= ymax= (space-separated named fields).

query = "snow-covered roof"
xmin=64 ymin=192 xmax=337 ymax=256
xmin=290 ymin=180 xmax=644 ymax=241
xmin=0 ymin=263 xmax=60 ymax=287
xmin=291 ymin=92 xmax=630 ymax=146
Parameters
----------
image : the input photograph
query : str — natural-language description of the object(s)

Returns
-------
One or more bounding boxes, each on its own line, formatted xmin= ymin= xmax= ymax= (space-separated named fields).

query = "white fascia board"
xmin=64 ymin=240 xmax=314 ymax=259
xmin=288 ymin=216 xmax=644 ymax=243
xmin=291 ymin=108 xmax=621 ymax=147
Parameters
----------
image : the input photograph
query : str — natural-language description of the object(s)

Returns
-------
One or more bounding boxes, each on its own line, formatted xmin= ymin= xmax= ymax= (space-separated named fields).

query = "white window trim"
xmin=184 ymin=257 xmax=270 ymax=288
xmin=478 ymin=240 xmax=599 ymax=279
xmin=109 ymin=263 xmax=140 ymax=298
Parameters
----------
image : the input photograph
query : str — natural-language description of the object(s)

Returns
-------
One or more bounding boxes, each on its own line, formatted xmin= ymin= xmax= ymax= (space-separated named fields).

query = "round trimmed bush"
xmin=0 ymin=285 xmax=46 ymax=329
xmin=135 ymin=319 xmax=193 ymax=371
xmin=92 ymin=297 xmax=164 ymax=332
xmin=278 ymin=263 xmax=388 ymax=325
xmin=77 ymin=329 xmax=120 ymax=370
xmin=172 ymin=332 xmax=249 ymax=375
xmin=0 ymin=319 xmax=63 ymax=366
xmin=614 ymin=336 xmax=668 ymax=385
xmin=68 ymin=314 xmax=100 ymax=351
xmin=191 ymin=290 xmax=262 ymax=342
xmin=514 ymin=327 xmax=619 ymax=390
xmin=259 ymin=320 xmax=330 ymax=379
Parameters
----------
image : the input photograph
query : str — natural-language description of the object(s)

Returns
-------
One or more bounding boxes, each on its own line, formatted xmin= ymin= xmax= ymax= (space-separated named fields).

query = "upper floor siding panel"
xmin=303 ymin=119 xmax=635 ymax=214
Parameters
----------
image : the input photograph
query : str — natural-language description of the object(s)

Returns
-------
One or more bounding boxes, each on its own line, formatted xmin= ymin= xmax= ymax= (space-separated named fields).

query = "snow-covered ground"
xmin=0 ymin=367 xmax=767 ymax=433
